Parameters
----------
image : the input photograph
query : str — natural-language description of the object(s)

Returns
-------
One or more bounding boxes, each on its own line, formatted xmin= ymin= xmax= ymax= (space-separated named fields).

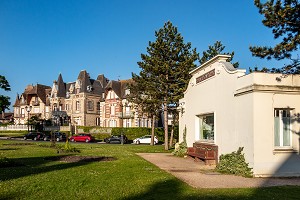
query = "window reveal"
xmin=274 ymin=109 xmax=291 ymax=148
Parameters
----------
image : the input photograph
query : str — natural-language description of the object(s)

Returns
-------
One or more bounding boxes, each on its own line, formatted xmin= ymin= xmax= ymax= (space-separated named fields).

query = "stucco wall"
xmin=179 ymin=55 xmax=300 ymax=177
xmin=252 ymin=91 xmax=300 ymax=177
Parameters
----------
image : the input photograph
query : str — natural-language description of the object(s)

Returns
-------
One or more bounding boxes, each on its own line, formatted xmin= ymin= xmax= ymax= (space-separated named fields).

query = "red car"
xmin=69 ymin=133 xmax=95 ymax=143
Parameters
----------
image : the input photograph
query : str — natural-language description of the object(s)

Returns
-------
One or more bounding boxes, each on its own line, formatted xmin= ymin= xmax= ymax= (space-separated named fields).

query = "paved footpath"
xmin=137 ymin=153 xmax=300 ymax=188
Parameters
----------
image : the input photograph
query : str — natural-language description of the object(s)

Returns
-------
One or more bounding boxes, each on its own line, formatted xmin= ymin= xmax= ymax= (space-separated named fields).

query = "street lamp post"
xmin=25 ymin=106 xmax=32 ymax=133
xmin=121 ymin=102 xmax=124 ymax=145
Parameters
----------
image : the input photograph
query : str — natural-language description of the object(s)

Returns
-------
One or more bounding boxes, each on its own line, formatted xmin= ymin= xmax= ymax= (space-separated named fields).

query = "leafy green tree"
xmin=0 ymin=75 xmax=11 ymax=113
xmin=250 ymin=0 xmax=300 ymax=73
xmin=200 ymin=41 xmax=239 ymax=68
xmin=135 ymin=21 xmax=199 ymax=150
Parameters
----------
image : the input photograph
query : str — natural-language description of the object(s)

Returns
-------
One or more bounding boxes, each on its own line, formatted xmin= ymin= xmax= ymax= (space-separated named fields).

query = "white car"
xmin=133 ymin=135 xmax=158 ymax=145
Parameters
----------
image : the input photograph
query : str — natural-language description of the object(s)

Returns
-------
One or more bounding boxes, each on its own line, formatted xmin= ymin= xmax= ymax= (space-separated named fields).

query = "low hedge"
xmin=0 ymin=130 xmax=28 ymax=134
xmin=77 ymin=126 xmax=166 ymax=142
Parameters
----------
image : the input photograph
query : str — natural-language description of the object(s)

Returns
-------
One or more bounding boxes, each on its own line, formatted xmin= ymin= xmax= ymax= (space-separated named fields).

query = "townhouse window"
xmin=21 ymin=108 xmax=25 ymax=118
xmin=76 ymin=101 xmax=80 ymax=111
xmin=197 ymin=113 xmax=214 ymax=142
xmin=53 ymin=103 xmax=57 ymax=111
xmin=111 ymin=105 xmax=115 ymax=116
xmin=96 ymin=117 xmax=100 ymax=126
xmin=274 ymin=109 xmax=291 ymax=148
xmin=97 ymin=102 xmax=100 ymax=113
xmin=87 ymin=101 xmax=94 ymax=111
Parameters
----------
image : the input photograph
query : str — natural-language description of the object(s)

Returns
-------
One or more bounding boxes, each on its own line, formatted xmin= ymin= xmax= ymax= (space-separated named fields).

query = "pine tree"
xmin=134 ymin=21 xmax=198 ymax=150
xmin=250 ymin=0 xmax=300 ymax=73
xmin=200 ymin=41 xmax=239 ymax=68
xmin=128 ymin=73 xmax=160 ymax=146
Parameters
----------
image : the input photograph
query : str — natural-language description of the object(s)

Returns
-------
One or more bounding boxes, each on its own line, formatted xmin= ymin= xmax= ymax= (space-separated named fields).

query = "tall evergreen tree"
xmin=250 ymin=0 xmax=300 ymax=73
xmin=0 ymin=75 xmax=11 ymax=113
xmin=134 ymin=21 xmax=198 ymax=150
xmin=128 ymin=73 xmax=160 ymax=145
xmin=200 ymin=41 xmax=239 ymax=68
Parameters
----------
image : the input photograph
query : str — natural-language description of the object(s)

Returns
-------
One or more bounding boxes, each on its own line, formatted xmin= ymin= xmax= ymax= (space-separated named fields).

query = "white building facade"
xmin=178 ymin=55 xmax=300 ymax=177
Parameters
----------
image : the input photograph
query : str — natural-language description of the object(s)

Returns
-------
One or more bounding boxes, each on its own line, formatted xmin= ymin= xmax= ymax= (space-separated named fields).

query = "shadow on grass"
xmin=0 ymin=148 xmax=20 ymax=151
xmin=122 ymin=179 xmax=300 ymax=200
xmin=0 ymin=155 xmax=115 ymax=181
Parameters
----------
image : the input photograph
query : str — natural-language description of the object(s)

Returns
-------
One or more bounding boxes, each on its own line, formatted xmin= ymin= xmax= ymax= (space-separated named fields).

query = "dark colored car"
xmin=23 ymin=132 xmax=45 ymax=141
xmin=104 ymin=135 xmax=128 ymax=144
xmin=43 ymin=132 xmax=67 ymax=142
xmin=69 ymin=133 xmax=95 ymax=143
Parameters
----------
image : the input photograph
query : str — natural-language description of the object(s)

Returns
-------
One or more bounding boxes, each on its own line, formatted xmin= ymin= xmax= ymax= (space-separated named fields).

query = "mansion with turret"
xmin=13 ymin=70 xmax=153 ymax=128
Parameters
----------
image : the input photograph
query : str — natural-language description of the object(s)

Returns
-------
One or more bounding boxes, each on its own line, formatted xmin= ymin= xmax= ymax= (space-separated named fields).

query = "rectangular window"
xmin=96 ymin=117 xmax=100 ymax=126
xmin=97 ymin=102 xmax=100 ymax=113
xmin=76 ymin=101 xmax=80 ymax=111
xmin=87 ymin=101 xmax=94 ymax=111
xmin=274 ymin=109 xmax=291 ymax=148
xmin=111 ymin=105 xmax=115 ymax=116
xmin=198 ymin=113 xmax=214 ymax=141
xmin=33 ymin=107 xmax=40 ymax=113
xmin=21 ymin=108 xmax=25 ymax=118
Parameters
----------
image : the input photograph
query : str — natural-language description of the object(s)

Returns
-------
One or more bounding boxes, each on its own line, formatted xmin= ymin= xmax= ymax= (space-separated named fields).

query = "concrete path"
xmin=137 ymin=153 xmax=300 ymax=188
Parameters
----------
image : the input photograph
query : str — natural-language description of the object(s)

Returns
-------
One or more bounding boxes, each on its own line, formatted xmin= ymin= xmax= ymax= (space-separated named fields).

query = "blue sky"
xmin=0 ymin=0 xmax=290 ymax=111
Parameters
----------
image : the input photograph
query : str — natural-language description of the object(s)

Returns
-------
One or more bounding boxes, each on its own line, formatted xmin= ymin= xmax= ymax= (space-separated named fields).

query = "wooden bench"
xmin=187 ymin=142 xmax=218 ymax=165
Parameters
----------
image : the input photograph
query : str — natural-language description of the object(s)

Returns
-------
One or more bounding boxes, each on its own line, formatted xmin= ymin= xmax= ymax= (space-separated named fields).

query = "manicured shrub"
xmin=216 ymin=147 xmax=253 ymax=178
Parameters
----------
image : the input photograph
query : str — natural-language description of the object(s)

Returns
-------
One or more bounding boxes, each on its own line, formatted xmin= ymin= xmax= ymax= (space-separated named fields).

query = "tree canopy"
xmin=0 ymin=75 xmax=11 ymax=113
xmin=200 ymin=41 xmax=239 ymax=68
xmin=250 ymin=0 xmax=300 ymax=73
xmin=131 ymin=21 xmax=199 ymax=150
xmin=0 ymin=75 xmax=11 ymax=91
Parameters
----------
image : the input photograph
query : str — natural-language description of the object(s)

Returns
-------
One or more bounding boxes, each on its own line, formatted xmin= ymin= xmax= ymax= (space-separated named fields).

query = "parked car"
xmin=23 ymin=132 xmax=45 ymax=141
xmin=133 ymin=135 xmax=158 ymax=145
xmin=69 ymin=133 xmax=95 ymax=143
xmin=104 ymin=135 xmax=128 ymax=144
xmin=43 ymin=132 xmax=67 ymax=142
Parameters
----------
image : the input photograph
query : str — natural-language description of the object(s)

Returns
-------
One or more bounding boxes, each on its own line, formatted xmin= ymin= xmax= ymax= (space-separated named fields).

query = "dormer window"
xmin=87 ymin=85 xmax=93 ymax=92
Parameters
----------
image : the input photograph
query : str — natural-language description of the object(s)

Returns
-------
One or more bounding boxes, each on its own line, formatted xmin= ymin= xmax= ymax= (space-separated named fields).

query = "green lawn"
xmin=0 ymin=140 xmax=299 ymax=200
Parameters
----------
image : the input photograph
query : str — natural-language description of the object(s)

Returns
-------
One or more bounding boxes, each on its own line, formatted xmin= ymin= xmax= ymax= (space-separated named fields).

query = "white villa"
xmin=178 ymin=55 xmax=300 ymax=177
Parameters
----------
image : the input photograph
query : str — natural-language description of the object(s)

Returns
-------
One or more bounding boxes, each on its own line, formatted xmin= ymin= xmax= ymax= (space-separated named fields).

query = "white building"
xmin=178 ymin=55 xmax=300 ymax=177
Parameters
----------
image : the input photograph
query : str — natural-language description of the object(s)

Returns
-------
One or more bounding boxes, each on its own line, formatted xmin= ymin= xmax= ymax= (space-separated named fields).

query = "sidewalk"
xmin=137 ymin=153 xmax=300 ymax=188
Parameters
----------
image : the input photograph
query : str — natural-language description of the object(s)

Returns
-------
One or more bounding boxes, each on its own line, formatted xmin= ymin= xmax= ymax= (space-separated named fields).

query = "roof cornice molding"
xmin=190 ymin=54 xmax=231 ymax=75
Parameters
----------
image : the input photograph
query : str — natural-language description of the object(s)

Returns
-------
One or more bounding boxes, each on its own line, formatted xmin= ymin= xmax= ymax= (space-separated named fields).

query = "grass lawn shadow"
xmin=0 ymin=155 xmax=116 ymax=181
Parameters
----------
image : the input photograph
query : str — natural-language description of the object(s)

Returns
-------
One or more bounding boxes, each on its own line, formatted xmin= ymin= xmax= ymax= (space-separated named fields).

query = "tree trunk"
xmin=169 ymin=123 xmax=174 ymax=148
xmin=164 ymin=101 xmax=169 ymax=150
xmin=150 ymin=115 xmax=155 ymax=146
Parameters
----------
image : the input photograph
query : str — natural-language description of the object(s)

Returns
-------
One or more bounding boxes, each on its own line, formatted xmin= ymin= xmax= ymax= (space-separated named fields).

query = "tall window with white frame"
xmin=274 ymin=109 xmax=291 ymax=148
xmin=76 ymin=101 xmax=80 ymax=111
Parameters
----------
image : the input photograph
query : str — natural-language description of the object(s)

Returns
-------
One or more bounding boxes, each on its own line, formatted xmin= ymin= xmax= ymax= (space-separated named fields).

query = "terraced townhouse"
xmin=13 ymin=70 xmax=152 ymax=129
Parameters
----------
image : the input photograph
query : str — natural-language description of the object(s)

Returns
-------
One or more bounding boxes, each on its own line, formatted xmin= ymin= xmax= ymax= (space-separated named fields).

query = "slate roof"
xmin=56 ymin=70 xmax=108 ymax=97
xmin=105 ymin=79 xmax=133 ymax=99
xmin=14 ymin=84 xmax=51 ymax=106
xmin=57 ymin=74 xmax=66 ymax=97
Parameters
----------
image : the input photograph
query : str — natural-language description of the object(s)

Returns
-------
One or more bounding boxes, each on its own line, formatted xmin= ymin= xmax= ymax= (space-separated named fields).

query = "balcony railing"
xmin=117 ymin=111 xmax=134 ymax=119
